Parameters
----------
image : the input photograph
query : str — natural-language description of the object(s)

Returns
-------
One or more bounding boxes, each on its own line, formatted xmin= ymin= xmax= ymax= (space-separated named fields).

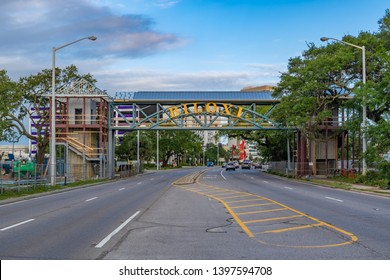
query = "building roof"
xmin=112 ymin=91 xmax=279 ymax=105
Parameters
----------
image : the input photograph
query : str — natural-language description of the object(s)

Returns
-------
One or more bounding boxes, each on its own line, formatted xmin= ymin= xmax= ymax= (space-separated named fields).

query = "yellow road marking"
xmin=243 ymin=214 xmax=303 ymax=224
xmin=256 ymin=223 xmax=322 ymax=234
xmin=228 ymin=198 xmax=267 ymax=203
xmin=218 ymin=194 xmax=253 ymax=199
xmin=231 ymin=203 xmax=274 ymax=209
xmin=175 ymin=172 xmax=359 ymax=248
xmin=205 ymin=193 xmax=254 ymax=237
xmin=243 ymin=211 xmax=295 ymax=223
xmin=237 ymin=208 xmax=287 ymax=215
xmin=250 ymin=193 xmax=359 ymax=244
xmin=204 ymin=190 xmax=237 ymax=195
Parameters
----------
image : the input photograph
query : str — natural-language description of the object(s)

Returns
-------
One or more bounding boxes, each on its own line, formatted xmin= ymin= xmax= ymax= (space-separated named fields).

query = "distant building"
xmin=0 ymin=144 xmax=29 ymax=159
xmin=241 ymin=85 xmax=275 ymax=92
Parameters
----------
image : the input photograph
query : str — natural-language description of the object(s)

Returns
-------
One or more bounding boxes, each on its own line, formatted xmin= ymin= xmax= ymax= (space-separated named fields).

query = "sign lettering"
xmin=167 ymin=102 xmax=245 ymax=118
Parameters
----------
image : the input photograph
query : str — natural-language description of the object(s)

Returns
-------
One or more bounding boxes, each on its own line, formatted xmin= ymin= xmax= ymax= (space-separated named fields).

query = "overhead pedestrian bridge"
xmin=109 ymin=91 xmax=286 ymax=131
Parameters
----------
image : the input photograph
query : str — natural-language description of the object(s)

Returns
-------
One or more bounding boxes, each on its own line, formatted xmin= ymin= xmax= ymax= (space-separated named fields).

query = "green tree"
xmin=116 ymin=131 xmax=155 ymax=164
xmin=116 ymin=130 xmax=203 ymax=167
xmin=158 ymin=130 xmax=202 ymax=166
xmin=273 ymin=13 xmax=390 ymax=165
xmin=205 ymin=143 xmax=229 ymax=164
xmin=0 ymin=70 xmax=21 ymax=142
xmin=0 ymin=65 xmax=95 ymax=164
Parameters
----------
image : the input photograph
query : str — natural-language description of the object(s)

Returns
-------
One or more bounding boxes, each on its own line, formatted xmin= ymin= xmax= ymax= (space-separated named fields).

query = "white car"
xmin=225 ymin=162 xmax=236 ymax=171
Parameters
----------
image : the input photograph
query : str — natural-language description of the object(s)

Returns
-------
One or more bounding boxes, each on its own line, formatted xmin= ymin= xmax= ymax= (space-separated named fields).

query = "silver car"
xmin=225 ymin=162 xmax=236 ymax=171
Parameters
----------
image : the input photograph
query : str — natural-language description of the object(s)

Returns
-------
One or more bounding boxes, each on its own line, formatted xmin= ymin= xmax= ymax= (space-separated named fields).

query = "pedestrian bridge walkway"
xmin=109 ymin=91 xmax=289 ymax=131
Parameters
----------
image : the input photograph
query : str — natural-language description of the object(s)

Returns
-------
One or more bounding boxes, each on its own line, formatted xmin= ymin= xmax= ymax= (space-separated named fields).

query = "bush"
xmin=350 ymin=161 xmax=389 ymax=188
xmin=378 ymin=161 xmax=390 ymax=179
xmin=353 ymin=169 xmax=388 ymax=188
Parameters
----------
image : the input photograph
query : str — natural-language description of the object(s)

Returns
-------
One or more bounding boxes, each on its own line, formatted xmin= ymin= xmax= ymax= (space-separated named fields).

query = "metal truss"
xmin=109 ymin=101 xmax=290 ymax=130
xmin=55 ymin=78 xmax=108 ymax=98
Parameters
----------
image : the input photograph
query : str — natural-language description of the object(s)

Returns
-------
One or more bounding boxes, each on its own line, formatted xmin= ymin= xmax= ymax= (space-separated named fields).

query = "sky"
xmin=0 ymin=0 xmax=389 ymax=94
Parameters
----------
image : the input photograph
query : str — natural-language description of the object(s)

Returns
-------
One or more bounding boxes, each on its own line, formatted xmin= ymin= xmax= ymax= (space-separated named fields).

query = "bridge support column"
xmin=108 ymin=128 xmax=115 ymax=179
xmin=297 ymin=131 xmax=309 ymax=177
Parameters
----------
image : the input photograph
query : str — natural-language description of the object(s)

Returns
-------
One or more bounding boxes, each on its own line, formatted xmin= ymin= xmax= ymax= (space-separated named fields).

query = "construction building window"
xmin=75 ymin=108 xmax=83 ymax=124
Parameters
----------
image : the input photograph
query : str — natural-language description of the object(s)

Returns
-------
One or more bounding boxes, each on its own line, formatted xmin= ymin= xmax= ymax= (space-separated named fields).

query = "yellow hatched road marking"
xmin=205 ymin=193 xmax=254 ymax=237
xmin=255 ymin=223 xmax=322 ymax=234
xmin=237 ymin=208 xmax=287 ymax=215
xmin=243 ymin=215 xmax=303 ymax=224
xmin=229 ymin=198 xmax=266 ymax=203
xmin=218 ymin=194 xmax=253 ymax=199
xmin=204 ymin=190 xmax=237 ymax=195
xmin=240 ymin=208 xmax=287 ymax=217
xmin=174 ymin=172 xmax=359 ymax=247
xmin=231 ymin=203 xmax=273 ymax=209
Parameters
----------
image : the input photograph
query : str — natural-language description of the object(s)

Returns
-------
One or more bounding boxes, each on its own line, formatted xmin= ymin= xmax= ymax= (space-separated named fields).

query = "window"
xmin=75 ymin=108 xmax=82 ymax=124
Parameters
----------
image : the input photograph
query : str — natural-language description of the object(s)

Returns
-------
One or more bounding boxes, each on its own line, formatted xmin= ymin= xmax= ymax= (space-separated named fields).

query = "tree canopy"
xmin=271 ymin=12 xmax=390 ymax=163
xmin=116 ymin=130 xmax=203 ymax=167
xmin=0 ymin=70 xmax=20 ymax=142
xmin=0 ymin=65 xmax=95 ymax=164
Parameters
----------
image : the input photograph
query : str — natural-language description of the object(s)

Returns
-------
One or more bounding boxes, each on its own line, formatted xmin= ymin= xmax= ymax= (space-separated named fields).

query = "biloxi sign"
xmin=109 ymin=100 xmax=285 ymax=130
xmin=167 ymin=102 xmax=245 ymax=118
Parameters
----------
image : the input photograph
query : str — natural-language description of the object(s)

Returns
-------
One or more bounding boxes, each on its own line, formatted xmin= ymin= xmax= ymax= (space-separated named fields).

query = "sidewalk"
xmin=309 ymin=178 xmax=390 ymax=196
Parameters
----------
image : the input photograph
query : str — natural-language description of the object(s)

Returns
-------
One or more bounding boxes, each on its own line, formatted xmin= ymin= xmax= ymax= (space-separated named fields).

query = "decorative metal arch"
xmin=109 ymin=101 xmax=288 ymax=130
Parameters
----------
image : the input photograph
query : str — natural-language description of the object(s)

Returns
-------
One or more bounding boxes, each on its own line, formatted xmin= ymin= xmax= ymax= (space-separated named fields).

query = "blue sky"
xmin=0 ymin=0 xmax=388 ymax=94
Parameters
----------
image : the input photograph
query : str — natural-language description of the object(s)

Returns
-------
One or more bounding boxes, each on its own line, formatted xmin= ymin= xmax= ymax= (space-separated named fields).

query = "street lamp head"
xmin=320 ymin=37 xmax=330 ymax=42
xmin=88 ymin=36 xmax=97 ymax=41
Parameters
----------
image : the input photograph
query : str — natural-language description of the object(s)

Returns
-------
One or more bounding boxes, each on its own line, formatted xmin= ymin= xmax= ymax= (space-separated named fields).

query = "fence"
xmin=269 ymin=160 xmax=378 ymax=178
xmin=267 ymin=161 xmax=363 ymax=178
xmin=1 ymin=161 xmax=141 ymax=192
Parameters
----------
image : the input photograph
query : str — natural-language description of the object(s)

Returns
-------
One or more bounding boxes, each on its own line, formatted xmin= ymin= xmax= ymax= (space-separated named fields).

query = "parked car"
xmin=222 ymin=162 xmax=227 ymax=168
xmin=1 ymin=160 xmax=12 ymax=175
xmin=252 ymin=162 xmax=261 ymax=169
xmin=241 ymin=160 xmax=251 ymax=169
xmin=233 ymin=161 xmax=240 ymax=169
xmin=207 ymin=161 xmax=214 ymax=167
xmin=225 ymin=162 xmax=236 ymax=171
xmin=261 ymin=162 xmax=270 ymax=170
xmin=1 ymin=153 xmax=13 ymax=175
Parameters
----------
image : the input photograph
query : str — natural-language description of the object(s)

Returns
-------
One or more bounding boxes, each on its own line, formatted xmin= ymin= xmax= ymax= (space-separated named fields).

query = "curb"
xmin=173 ymin=169 xmax=207 ymax=185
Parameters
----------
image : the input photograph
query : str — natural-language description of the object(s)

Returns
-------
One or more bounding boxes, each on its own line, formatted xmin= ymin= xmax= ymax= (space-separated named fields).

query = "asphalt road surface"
xmin=1 ymin=167 xmax=389 ymax=260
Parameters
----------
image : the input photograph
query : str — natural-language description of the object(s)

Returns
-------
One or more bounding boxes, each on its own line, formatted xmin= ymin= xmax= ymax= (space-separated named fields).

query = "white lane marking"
xmin=326 ymin=196 xmax=344 ymax=202
xmin=263 ymin=180 xmax=269 ymax=184
xmin=0 ymin=219 xmax=35 ymax=231
xmin=0 ymin=200 xmax=26 ymax=208
xmin=203 ymin=176 xmax=217 ymax=179
xmin=284 ymin=187 xmax=294 ymax=190
xmin=220 ymin=170 xmax=227 ymax=180
xmin=85 ymin=197 xmax=98 ymax=202
xmin=137 ymin=182 xmax=142 ymax=185
xmin=95 ymin=210 xmax=140 ymax=248
xmin=119 ymin=188 xmax=125 ymax=191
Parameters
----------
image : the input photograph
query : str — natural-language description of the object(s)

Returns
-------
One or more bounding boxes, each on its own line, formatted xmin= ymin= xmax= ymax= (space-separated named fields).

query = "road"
xmin=0 ymin=168 xmax=196 ymax=259
xmin=0 ymin=167 xmax=389 ymax=259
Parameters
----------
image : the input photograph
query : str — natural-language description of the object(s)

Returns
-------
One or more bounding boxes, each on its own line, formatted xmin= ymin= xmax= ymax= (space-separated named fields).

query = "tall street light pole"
xmin=156 ymin=130 xmax=160 ymax=170
xmin=320 ymin=36 xmax=367 ymax=176
xmin=50 ymin=36 xmax=97 ymax=186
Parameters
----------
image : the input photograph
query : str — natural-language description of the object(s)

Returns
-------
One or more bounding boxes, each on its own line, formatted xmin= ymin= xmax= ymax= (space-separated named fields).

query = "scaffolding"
xmin=51 ymin=78 xmax=110 ymax=181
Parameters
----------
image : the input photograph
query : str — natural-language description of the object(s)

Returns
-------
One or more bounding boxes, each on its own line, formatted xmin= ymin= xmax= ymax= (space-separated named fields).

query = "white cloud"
xmin=0 ymin=0 xmax=189 ymax=88
xmin=0 ymin=0 xmax=186 ymax=61
xmin=93 ymin=68 xmax=280 ymax=93
xmin=247 ymin=63 xmax=286 ymax=72
xmin=0 ymin=0 xmax=282 ymax=94
xmin=156 ymin=0 xmax=181 ymax=9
